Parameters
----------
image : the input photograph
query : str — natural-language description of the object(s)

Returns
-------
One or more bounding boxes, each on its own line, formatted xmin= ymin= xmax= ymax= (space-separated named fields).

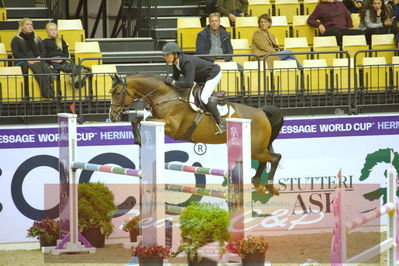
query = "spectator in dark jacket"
xmin=387 ymin=0 xmax=399 ymax=46
xmin=43 ymin=22 xmax=90 ymax=88
xmin=11 ymin=18 xmax=55 ymax=98
xmin=196 ymin=12 xmax=233 ymax=63
xmin=216 ymin=0 xmax=248 ymax=23
xmin=343 ymin=0 xmax=364 ymax=13
xmin=307 ymin=0 xmax=364 ymax=45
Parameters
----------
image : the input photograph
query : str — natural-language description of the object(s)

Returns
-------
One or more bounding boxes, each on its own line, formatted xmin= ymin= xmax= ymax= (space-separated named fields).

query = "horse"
xmin=108 ymin=73 xmax=284 ymax=195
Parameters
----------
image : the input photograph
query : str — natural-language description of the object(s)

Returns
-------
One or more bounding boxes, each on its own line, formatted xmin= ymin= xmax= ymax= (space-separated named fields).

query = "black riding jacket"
xmin=172 ymin=53 xmax=221 ymax=88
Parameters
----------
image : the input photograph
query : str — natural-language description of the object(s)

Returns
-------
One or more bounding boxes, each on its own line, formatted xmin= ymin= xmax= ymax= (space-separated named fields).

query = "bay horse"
xmin=108 ymin=73 xmax=283 ymax=195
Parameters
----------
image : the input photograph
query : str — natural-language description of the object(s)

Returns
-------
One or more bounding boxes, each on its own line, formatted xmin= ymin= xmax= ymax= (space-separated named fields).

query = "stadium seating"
xmin=231 ymin=39 xmax=252 ymax=65
xmin=392 ymin=56 xmax=399 ymax=90
xmin=74 ymin=41 xmax=102 ymax=69
xmin=248 ymin=0 xmax=272 ymax=17
xmin=360 ymin=57 xmax=387 ymax=92
xmin=313 ymin=36 xmax=340 ymax=66
xmin=292 ymin=15 xmax=317 ymax=45
xmin=284 ymin=37 xmax=311 ymax=66
xmin=243 ymin=61 xmax=269 ymax=95
xmin=272 ymin=59 xmax=301 ymax=94
xmin=177 ymin=17 xmax=202 ymax=51
xmin=303 ymin=59 xmax=329 ymax=93
xmin=0 ymin=7 xmax=6 ymax=21
xmin=371 ymin=34 xmax=395 ymax=64
xmin=274 ymin=0 xmax=300 ymax=24
xmin=332 ymin=58 xmax=353 ymax=93
xmin=27 ymin=68 xmax=56 ymax=101
xmin=0 ymin=43 xmax=7 ymax=66
xmin=303 ymin=0 xmax=319 ymax=15
xmin=269 ymin=16 xmax=289 ymax=46
xmin=91 ymin=64 xmax=117 ymax=101
xmin=205 ymin=16 xmax=233 ymax=37
xmin=58 ymin=19 xmax=85 ymax=52
xmin=351 ymin=13 xmax=360 ymax=29
xmin=342 ymin=35 xmax=369 ymax=62
xmin=0 ymin=66 xmax=24 ymax=102
xmin=215 ymin=61 xmax=241 ymax=95
xmin=235 ymin=16 xmax=258 ymax=44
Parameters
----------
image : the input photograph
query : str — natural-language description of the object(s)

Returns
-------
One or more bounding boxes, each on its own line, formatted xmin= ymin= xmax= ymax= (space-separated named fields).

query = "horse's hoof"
xmin=256 ymin=186 xmax=266 ymax=194
xmin=252 ymin=176 xmax=261 ymax=188
xmin=265 ymin=184 xmax=280 ymax=196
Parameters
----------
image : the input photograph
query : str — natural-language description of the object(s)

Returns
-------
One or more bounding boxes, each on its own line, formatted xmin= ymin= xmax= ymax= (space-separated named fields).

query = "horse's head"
xmin=108 ymin=74 xmax=137 ymax=122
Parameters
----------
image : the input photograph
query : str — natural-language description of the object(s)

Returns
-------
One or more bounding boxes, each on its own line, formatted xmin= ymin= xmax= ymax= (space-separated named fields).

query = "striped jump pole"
xmin=331 ymin=165 xmax=399 ymax=265
xmin=144 ymin=118 xmax=252 ymax=244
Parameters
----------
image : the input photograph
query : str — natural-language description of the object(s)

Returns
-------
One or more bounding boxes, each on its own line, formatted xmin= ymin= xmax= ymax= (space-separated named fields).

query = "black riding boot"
xmin=206 ymin=100 xmax=226 ymax=135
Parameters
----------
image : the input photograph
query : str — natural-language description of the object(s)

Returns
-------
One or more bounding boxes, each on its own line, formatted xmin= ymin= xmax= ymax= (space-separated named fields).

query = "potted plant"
xmin=78 ymin=182 xmax=117 ymax=248
xmin=132 ymin=243 xmax=171 ymax=266
xmin=26 ymin=217 xmax=59 ymax=247
xmin=122 ymin=215 xmax=141 ymax=242
xmin=173 ymin=202 xmax=231 ymax=265
xmin=225 ymin=235 xmax=269 ymax=265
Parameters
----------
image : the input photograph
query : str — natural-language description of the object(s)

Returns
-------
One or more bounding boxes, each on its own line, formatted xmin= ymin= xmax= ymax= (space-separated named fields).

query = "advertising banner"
xmin=0 ymin=114 xmax=398 ymax=243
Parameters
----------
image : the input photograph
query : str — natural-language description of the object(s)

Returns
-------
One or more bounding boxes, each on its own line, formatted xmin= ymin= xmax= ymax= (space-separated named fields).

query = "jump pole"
xmin=331 ymin=165 xmax=399 ymax=265
xmin=143 ymin=118 xmax=252 ymax=246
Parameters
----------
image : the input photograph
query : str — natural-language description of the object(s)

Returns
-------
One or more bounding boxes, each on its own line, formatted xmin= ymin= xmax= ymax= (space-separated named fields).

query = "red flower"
xmin=132 ymin=244 xmax=171 ymax=258
xmin=225 ymin=235 xmax=269 ymax=259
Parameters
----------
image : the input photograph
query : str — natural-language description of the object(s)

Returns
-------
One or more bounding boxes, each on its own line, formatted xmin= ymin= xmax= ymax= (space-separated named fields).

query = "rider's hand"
xmin=164 ymin=77 xmax=174 ymax=86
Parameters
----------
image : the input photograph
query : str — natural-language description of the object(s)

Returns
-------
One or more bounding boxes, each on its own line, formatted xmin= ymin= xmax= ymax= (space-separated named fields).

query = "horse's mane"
xmin=126 ymin=73 xmax=164 ymax=82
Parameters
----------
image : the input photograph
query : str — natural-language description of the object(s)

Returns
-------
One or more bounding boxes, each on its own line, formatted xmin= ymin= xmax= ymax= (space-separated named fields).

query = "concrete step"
xmin=115 ymin=63 xmax=171 ymax=74
xmin=86 ymin=37 xmax=156 ymax=52
xmin=6 ymin=7 xmax=49 ymax=18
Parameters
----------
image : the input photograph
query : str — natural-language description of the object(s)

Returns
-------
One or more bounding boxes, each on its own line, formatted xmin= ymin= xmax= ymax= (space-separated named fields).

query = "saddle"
xmin=192 ymin=82 xmax=227 ymax=111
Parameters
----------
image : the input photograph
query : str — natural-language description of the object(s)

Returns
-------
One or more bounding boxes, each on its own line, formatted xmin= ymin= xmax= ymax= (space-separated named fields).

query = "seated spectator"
xmin=43 ymin=22 xmax=90 ymax=88
xmin=307 ymin=0 xmax=364 ymax=46
xmin=251 ymin=14 xmax=303 ymax=69
xmin=216 ymin=0 xmax=248 ymax=23
xmin=387 ymin=0 xmax=399 ymax=46
xmin=344 ymin=0 xmax=363 ymax=13
xmin=11 ymin=18 xmax=55 ymax=98
xmin=359 ymin=0 xmax=394 ymax=44
xmin=207 ymin=0 xmax=217 ymax=14
xmin=196 ymin=12 xmax=233 ymax=63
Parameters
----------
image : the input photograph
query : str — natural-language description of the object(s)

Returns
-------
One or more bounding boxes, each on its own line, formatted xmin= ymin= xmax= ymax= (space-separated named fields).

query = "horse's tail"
xmin=262 ymin=105 xmax=284 ymax=148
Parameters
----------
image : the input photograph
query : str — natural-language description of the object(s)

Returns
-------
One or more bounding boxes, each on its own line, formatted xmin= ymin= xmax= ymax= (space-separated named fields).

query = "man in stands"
xmin=196 ymin=12 xmax=234 ymax=63
xmin=216 ymin=0 xmax=248 ymax=23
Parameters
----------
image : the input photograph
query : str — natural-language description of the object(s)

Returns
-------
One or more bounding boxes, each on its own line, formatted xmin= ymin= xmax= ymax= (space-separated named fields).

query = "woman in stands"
xmin=162 ymin=42 xmax=226 ymax=135
xmin=11 ymin=18 xmax=54 ymax=98
xmin=359 ymin=0 xmax=394 ymax=44
xmin=251 ymin=13 xmax=302 ymax=68
xmin=307 ymin=0 xmax=364 ymax=46
xmin=43 ymin=22 xmax=90 ymax=89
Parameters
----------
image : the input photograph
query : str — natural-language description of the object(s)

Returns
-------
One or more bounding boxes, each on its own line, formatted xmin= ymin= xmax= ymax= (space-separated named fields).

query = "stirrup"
xmin=214 ymin=123 xmax=226 ymax=135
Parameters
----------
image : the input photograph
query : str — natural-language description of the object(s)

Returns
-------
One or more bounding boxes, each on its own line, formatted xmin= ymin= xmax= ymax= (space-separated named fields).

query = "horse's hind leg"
xmin=252 ymin=161 xmax=266 ymax=188
xmin=264 ymin=152 xmax=281 ymax=196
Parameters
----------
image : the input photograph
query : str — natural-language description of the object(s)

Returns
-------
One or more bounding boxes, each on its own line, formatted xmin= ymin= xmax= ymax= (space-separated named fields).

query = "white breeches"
xmin=200 ymin=69 xmax=222 ymax=104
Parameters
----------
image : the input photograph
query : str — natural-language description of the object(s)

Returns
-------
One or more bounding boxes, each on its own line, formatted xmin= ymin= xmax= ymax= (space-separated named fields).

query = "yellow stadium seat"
xmin=351 ymin=13 xmax=360 ymax=29
xmin=91 ymin=64 xmax=117 ymax=101
xmin=0 ymin=43 xmax=7 ymax=66
xmin=206 ymin=16 xmax=233 ymax=37
xmin=248 ymin=0 xmax=272 ymax=17
xmin=269 ymin=16 xmax=290 ymax=46
xmin=177 ymin=17 xmax=202 ymax=51
xmin=303 ymin=59 xmax=329 ymax=93
xmin=275 ymin=0 xmax=300 ymax=24
xmin=303 ymin=0 xmax=319 ymax=15
xmin=371 ymin=34 xmax=395 ymax=64
xmin=284 ymin=37 xmax=311 ymax=66
xmin=0 ymin=66 xmax=24 ymax=102
xmin=342 ymin=35 xmax=369 ymax=61
xmin=292 ymin=15 xmax=317 ymax=45
xmin=272 ymin=60 xmax=301 ymax=94
xmin=58 ymin=19 xmax=85 ymax=52
xmin=215 ymin=61 xmax=242 ymax=96
xmin=243 ymin=61 xmax=270 ymax=94
xmin=74 ymin=42 xmax=102 ymax=69
xmin=332 ymin=58 xmax=353 ymax=93
xmin=313 ymin=36 xmax=340 ymax=66
xmin=360 ymin=57 xmax=388 ymax=92
xmin=27 ymin=68 xmax=56 ymax=101
xmin=0 ymin=8 xmax=7 ymax=21
xmin=58 ymin=70 xmax=90 ymax=101
xmin=392 ymin=56 xmax=399 ymax=90
xmin=235 ymin=17 xmax=258 ymax=45
xmin=231 ymin=39 xmax=252 ymax=65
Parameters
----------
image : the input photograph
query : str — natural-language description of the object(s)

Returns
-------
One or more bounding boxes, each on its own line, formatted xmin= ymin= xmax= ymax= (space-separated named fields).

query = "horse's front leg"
xmin=264 ymin=152 xmax=281 ymax=196
xmin=130 ymin=117 xmax=143 ymax=146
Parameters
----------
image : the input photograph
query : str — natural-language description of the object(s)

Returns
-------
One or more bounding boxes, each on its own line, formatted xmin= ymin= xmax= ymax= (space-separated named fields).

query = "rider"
xmin=162 ymin=42 xmax=226 ymax=135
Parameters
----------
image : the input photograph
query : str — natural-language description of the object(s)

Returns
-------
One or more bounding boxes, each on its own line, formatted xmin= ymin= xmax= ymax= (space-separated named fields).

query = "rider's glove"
xmin=164 ymin=77 xmax=174 ymax=86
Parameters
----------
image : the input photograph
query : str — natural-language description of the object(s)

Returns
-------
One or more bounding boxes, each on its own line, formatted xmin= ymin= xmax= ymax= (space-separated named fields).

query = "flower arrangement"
xmin=26 ymin=217 xmax=60 ymax=243
xmin=122 ymin=215 xmax=141 ymax=232
xmin=132 ymin=243 xmax=171 ymax=258
xmin=225 ymin=235 xmax=269 ymax=259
